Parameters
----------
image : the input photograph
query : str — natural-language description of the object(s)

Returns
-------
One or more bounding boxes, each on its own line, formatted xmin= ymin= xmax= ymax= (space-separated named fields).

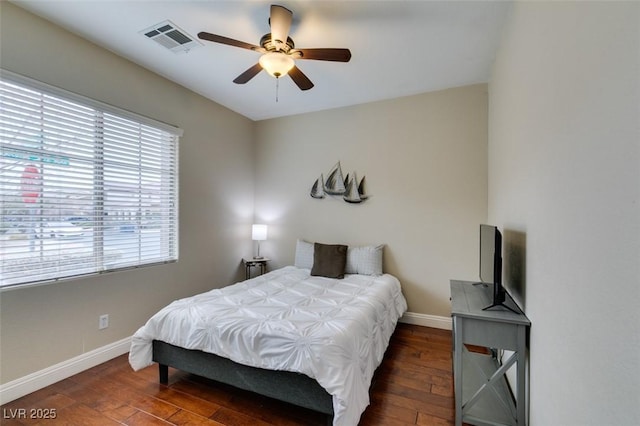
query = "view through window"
xmin=0 ymin=71 xmax=181 ymax=288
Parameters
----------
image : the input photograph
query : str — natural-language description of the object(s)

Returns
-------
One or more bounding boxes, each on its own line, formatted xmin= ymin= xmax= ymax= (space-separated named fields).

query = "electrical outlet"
xmin=99 ymin=314 xmax=109 ymax=330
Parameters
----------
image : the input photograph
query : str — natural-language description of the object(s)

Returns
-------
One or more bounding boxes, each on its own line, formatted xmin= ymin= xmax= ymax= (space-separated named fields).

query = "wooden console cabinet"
xmin=450 ymin=280 xmax=530 ymax=426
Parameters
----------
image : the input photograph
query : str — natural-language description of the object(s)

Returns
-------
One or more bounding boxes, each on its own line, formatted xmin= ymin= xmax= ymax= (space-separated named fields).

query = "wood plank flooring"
xmin=1 ymin=324 xmax=455 ymax=425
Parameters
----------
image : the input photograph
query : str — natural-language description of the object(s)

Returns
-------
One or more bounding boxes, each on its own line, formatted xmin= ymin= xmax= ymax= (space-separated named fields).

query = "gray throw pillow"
xmin=310 ymin=243 xmax=348 ymax=279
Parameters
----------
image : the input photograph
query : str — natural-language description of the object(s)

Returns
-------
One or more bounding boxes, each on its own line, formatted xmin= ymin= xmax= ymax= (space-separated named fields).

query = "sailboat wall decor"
xmin=310 ymin=162 xmax=369 ymax=204
xmin=324 ymin=162 xmax=346 ymax=195
xmin=344 ymin=172 xmax=368 ymax=203
xmin=310 ymin=173 xmax=325 ymax=199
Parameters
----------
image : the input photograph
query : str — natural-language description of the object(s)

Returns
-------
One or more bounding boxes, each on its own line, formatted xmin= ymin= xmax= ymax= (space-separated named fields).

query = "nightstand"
xmin=243 ymin=258 xmax=270 ymax=280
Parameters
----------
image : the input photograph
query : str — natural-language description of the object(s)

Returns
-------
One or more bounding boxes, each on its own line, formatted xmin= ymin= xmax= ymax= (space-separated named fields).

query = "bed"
xmin=129 ymin=241 xmax=407 ymax=426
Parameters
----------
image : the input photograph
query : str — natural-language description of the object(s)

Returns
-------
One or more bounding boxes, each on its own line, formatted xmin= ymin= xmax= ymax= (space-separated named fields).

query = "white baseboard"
xmin=0 ymin=337 xmax=131 ymax=405
xmin=400 ymin=311 xmax=452 ymax=330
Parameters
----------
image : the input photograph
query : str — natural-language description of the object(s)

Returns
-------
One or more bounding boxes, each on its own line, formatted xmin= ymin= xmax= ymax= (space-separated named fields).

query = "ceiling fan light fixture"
xmin=259 ymin=52 xmax=295 ymax=78
xmin=198 ymin=4 xmax=350 ymax=90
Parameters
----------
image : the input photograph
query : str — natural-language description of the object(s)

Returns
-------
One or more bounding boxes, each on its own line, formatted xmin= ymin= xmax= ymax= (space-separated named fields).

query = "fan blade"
xmin=289 ymin=66 xmax=314 ymax=91
xmin=293 ymin=48 xmax=352 ymax=62
xmin=233 ymin=63 xmax=263 ymax=84
xmin=269 ymin=5 xmax=293 ymax=50
xmin=198 ymin=32 xmax=261 ymax=51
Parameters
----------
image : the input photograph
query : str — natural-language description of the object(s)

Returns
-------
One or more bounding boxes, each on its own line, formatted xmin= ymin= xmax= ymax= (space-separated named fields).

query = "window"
xmin=0 ymin=70 xmax=181 ymax=289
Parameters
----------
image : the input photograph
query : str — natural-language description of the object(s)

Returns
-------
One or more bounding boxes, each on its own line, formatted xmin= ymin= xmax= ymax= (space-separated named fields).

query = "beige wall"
xmin=489 ymin=2 xmax=639 ymax=424
xmin=0 ymin=3 xmax=255 ymax=383
xmin=254 ymin=84 xmax=488 ymax=317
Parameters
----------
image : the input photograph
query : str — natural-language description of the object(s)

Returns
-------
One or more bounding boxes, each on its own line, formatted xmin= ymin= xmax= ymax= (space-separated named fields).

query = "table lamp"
xmin=252 ymin=224 xmax=267 ymax=259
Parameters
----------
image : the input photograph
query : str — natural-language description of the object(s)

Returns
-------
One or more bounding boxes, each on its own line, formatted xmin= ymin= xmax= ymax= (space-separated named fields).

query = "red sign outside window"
xmin=21 ymin=164 xmax=41 ymax=203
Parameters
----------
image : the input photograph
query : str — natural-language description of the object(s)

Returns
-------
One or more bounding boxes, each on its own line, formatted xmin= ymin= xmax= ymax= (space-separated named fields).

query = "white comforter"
xmin=129 ymin=266 xmax=407 ymax=426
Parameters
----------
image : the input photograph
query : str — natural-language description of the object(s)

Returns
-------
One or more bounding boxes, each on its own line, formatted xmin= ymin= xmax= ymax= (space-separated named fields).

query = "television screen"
xmin=479 ymin=224 xmax=518 ymax=312
xmin=479 ymin=224 xmax=497 ymax=284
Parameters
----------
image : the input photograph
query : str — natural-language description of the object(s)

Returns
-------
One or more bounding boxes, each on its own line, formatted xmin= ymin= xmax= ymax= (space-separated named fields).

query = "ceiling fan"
xmin=198 ymin=4 xmax=352 ymax=91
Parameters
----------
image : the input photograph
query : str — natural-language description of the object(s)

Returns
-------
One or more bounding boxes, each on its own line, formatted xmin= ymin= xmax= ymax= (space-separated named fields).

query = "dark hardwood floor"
xmin=1 ymin=324 xmax=454 ymax=425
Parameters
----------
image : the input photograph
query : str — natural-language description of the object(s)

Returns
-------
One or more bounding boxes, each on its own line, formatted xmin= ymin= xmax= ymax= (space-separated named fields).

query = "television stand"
xmin=472 ymin=282 xmax=520 ymax=313
xmin=450 ymin=280 xmax=531 ymax=426
xmin=482 ymin=300 xmax=520 ymax=314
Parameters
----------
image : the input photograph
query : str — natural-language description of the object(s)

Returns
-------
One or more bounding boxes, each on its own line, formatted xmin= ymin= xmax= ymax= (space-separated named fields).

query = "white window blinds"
xmin=0 ymin=70 xmax=181 ymax=289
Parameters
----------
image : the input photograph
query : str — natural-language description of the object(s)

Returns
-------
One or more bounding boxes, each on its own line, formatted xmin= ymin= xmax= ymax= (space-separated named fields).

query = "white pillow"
xmin=345 ymin=244 xmax=384 ymax=276
xmin=294 ymin=239 xmax=314 ymax=269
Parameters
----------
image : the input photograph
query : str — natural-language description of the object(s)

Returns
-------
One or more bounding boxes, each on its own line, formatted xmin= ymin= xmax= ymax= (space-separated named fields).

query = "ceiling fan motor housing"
xmin=260 ymin=33 xmax=295 ymax=53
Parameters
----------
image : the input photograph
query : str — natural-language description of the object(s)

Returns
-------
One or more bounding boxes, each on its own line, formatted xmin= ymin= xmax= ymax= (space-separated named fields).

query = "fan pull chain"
xmin=275 ymin=77 xmax=280 ymax=103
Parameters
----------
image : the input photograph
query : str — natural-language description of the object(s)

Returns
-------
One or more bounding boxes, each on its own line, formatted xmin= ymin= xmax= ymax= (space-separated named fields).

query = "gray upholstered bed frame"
xmin=152 ymin=340 xmax=334 ymax=420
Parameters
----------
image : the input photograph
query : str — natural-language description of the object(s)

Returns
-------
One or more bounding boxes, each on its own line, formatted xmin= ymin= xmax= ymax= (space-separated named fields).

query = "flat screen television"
xmin=479 ymin=224 xmax=518 ymax=313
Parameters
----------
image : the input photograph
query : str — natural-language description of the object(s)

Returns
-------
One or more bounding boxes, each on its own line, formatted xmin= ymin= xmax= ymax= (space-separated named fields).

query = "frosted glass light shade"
xmin=252 ymin=224 xmax=268 ymax=241
xmin=259 ymin=52 xmax=294 ymax=78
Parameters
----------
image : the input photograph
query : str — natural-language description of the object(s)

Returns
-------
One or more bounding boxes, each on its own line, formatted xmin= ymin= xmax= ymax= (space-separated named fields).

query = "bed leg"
xmin=158 ymin=364 xmax=169 ymax=384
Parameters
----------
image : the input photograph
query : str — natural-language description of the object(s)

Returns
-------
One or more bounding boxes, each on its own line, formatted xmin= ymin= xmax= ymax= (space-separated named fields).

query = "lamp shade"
xmin=252 ymin=224 xmax=268 ymax=241
xmin=259 ymin=52 xmax=295 ymax=78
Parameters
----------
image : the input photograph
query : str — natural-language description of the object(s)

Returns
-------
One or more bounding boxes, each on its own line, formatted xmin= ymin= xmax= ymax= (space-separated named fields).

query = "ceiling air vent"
xmin=141 ymin=20 xmax=202 ymax=54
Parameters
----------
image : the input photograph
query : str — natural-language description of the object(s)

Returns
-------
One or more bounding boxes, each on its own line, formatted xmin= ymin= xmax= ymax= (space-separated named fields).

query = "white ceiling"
xmin=11 ymin=1 xmax=512 ymax=121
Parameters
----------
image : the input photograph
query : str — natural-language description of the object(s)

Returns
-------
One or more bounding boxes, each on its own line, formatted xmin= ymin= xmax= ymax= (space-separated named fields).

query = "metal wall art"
xmin=310 ymin=161 xmax=368 ymax=204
